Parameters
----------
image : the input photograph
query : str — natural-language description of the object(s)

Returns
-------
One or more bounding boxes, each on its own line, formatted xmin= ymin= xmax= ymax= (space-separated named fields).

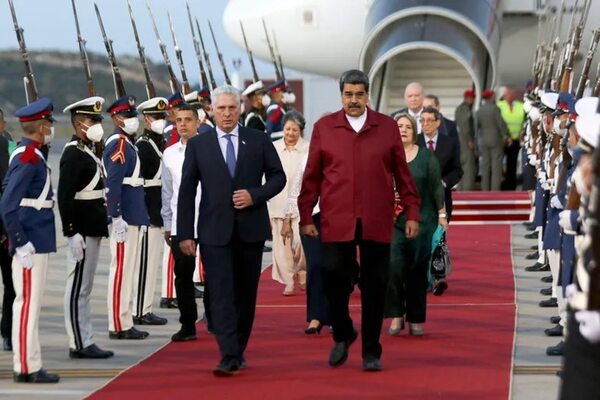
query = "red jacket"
xmin=298 ymin=108 xmax=420 ymax=243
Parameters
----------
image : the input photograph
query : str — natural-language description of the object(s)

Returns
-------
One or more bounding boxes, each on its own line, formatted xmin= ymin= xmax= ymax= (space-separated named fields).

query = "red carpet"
xmin=453 ymin=191 xmax=530 ymax=223
xmin=87 ymin=225 xmax=515 ymax=400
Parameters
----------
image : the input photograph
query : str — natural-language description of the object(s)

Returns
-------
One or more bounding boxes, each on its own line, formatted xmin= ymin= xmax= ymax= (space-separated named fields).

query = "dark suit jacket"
xmin=417 ymin=133 xmax=462 ymax=210
xmin=177 ymin=126 xmax=286 ymax=246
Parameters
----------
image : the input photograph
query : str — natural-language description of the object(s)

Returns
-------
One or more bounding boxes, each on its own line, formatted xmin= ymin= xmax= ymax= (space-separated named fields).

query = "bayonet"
xmin=272 ymin=29 xmax=286 ymax=84
xmin=208 ymin=20 xmax=231 ymax=85
xmin=575 ymin=29 xmax=600 ymax=99
xmin=262 ymin=18 xmax=282 ymax=81
xmin=128 ymin=0 xmax=155 ymax=99
xmin=168 ymin=11 xmax=192 ymax=94
xmin=95 ymin=2 xmax=126 ymax=99
xmin=146 ymin=1 xmax=181 ymax=94
xmin=196 ymin=17 xmax=217 ymax=89
xmin=240 ymin=21 xmax=260 ymax=83
xmin=71 ymin=0 xmax=95 ymax=96
xmin=186 ymin=2 xmax=209 ymax=89
xmin=8 ymin=0 xmax=38 ymax=103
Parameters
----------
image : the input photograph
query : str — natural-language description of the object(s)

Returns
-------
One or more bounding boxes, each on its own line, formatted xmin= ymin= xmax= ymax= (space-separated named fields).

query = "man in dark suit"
xmin=177 ymin=85 xmax=286 ymax=377
xmin=298 ymin=69 xmax=420 ymax=372
xmin=417 ymin=106 xmax=463 ymax=219
xmin=423 ymin=94 xmax=459 ymax=142
xmin=0 ymin=108 xmax=13 ymax=352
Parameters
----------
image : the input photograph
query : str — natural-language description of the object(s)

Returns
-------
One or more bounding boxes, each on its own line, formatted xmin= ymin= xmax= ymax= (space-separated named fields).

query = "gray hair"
xmin=211 ymin=85 xmax=241 ymax=106
xmin=404 ymin=82 xmax=423 ymax=97
xmin=282 ymin=109 xmax=306 ymax=131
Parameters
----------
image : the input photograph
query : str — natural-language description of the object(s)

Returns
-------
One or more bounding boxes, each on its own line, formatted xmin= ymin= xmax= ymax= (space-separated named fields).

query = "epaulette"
xmin=19 ymin=145 xmax=40 ymax=165
xmin=109 ymin=137 xmax=127 ymax=164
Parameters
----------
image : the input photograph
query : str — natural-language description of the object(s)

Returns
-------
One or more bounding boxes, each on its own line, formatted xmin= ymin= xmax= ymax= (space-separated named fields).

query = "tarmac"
xmin=0 ymin=142 xmax=563 ymax=399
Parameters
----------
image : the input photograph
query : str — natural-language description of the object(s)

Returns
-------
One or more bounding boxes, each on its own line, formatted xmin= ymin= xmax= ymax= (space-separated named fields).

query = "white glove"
xmin=68 ymin=233 xmax=86 ymax=262
xmin=140 ymin=225 xmax=148 ymax=235
xmin=112 ymin=217 xmax=128 ymax=243
xmin=550 ymin=195 xmax=563 ymax=210
xmin=537 ymin=170 xmax=546 ymax=182
xmin=528 ymin=155 xmax=537 ymax=166
xmin=565 ymin=283 xmax=577 ymax=304
xmin=15 ymin=242 xmax=36 ymax=269
xmin=575 ymin=310 xmax=600 ymax=344
xmin=559 ymin=210 xmax=575 ymax=232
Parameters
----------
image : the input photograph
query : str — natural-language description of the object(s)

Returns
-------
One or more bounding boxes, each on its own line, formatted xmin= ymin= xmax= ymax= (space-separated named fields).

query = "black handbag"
xmin=431 ymin=231 xmax=451 ymax=279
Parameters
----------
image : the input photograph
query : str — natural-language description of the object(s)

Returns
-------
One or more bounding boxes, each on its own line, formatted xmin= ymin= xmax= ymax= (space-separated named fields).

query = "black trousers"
xmin=0 ymin=244 xmax=14 ymax=339
xmin=171 ymin=237 xmax=198 ymax=333
xmin=559 ymin=311 xmax=600 ymax=399
xmin=504 ymin=140 xmax=520 ymax=190
xmin=322 ymin=220 xmax=389 ymax=359
xmin=200 ymin=229 xmax=264 ymax=360
xmin=300 ymin=213 xmax=330 ymax=325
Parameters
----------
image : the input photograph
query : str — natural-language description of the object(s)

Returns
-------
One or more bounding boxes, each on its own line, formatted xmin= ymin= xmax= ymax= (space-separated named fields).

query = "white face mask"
xmin=283 ymin=91 xmax=296 ymax=104
xmin=553 ymin=118 xmax=562 ymax=134
xmin=122 ymin=117 xmax=139 ymax=134
xmin=150 ymin=119 xmax=167 ymax=135
xmin=82 ymin=122 xmax=104 ymax=142
xmin=528 ymin=107 xmax=541 ymax=122
xmin=262 ymin=94 xmax=271 ymax=108
xmin=43 ymin=126 xmax=55 ymax=145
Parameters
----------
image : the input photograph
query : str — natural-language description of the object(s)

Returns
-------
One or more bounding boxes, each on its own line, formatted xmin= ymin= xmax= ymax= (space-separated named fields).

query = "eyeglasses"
xmin=419 ymin=118 xmax=437 ymax=124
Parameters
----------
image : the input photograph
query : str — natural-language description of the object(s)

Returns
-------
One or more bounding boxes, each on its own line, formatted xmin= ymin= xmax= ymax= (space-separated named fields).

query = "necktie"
xmin=428 ymin=140 xmax=435 ymax=152
xmin=224 ymin=134 xmax=236 ymax=177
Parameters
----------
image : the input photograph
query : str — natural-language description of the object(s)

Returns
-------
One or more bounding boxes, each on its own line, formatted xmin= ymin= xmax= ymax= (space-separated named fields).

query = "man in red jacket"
xmin=298 ymin=69 xmax=420 ymax=372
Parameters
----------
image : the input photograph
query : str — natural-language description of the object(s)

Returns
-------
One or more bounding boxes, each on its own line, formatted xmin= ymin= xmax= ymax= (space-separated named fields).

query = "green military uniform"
xmin=454 ymin=101 xmax=476 ymax=190
xmin=475 ymin=100 xmax=509 ymax=191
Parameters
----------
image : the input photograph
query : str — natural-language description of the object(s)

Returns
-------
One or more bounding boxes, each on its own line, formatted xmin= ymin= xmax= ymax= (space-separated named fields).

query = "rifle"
xmin=146 ymin=1 xmax=181 ymax=94
xmin=196 ymin=18 xmax=217 ymax=89
xmin=8 ymin=0 xmax=38 ymax=103
xmin=168 ymin=12 xmax=192 ymax=94
xmin=127 ymin=0 xmax=156 ymax=99
xmin=71 ymin=0 xmax=95 ymax=96
xmin=208 ymin=20 xmax=231 ymax=85
xmin=262 ymin=18 xmax=282 ymax=81
xmin=575 ymin=29 xmax=600 ymax=99
xmin=272 ymin=30 xmax=287 ymax=85
xmin=186 ymin=2 xmax=209 ymax=89
xmin=240 ymin=21 xmax=260 ymax=83
xmin=594 ymin=61 xmax=600 ymax=97
xmin=95 ymin=3 xmax=127 ymax=99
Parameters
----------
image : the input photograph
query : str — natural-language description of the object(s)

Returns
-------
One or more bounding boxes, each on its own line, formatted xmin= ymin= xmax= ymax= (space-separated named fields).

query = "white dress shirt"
xmin=216 ymin=125 xmax=240 ymax=162
xmin=409 ymin=107 xmax=424 ymax=133
xmin=424 ymin=132 xmax=439 ymax=151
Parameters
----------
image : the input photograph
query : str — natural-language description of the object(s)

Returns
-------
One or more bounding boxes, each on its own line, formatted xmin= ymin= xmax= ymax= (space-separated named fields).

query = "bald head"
xmin=404 ymin=82 xmax=424 ymax=113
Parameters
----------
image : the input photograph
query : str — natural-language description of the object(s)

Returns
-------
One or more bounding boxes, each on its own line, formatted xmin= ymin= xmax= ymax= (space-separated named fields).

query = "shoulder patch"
xmin=19 ymin=146 xmax=40 ymax=165
xmin=109 ymin=138 xmax=126 ymax=164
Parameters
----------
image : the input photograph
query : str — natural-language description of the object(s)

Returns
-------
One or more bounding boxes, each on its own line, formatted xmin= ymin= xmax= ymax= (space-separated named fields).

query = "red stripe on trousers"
xmin=167 ymin=250 xmax=174 ymax=298
xmin=113 ymin=242 xmax=124 ymax=332
xmin=19 ymin=268 xmax=32 ymax=374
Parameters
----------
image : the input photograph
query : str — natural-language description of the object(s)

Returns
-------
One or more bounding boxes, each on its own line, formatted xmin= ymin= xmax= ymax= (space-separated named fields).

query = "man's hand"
xmin=15 ymin=242 xmax=36 ymax=269
xmin=68 ymin=233 xmax=86 ymax=262
xmin=506 ymin=138 xmax=513 ymax=147
xmin=300 ymin=224 xmax=319 ymax=238
xmin=405 ymin=220 xmax=419 ymax=239
xmin=179 ymin=239 xmax=196 ymax=257
xmin=468 ymin=140 xmax=474 ymax=151
xmin=575 ymin=310 xmax=600 ymax=344
xmin=233 ymin=189 xmax=254 ymax=209
xmin=112 ymin=217 xmax=128 ymax=243
xmin=164 ymin=231 xmax=172 ymax=246
xmin=281 ymin=219 xmax=293 ymax=245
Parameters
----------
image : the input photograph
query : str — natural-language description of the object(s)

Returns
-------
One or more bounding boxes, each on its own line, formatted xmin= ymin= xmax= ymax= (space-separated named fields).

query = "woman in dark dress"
xmin=385 ymin=113 xmax=447 ymax=336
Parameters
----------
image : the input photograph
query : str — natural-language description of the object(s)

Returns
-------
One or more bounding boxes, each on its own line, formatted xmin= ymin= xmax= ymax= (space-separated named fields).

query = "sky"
xmin=0 ymin=0 xmax=277 ymax=84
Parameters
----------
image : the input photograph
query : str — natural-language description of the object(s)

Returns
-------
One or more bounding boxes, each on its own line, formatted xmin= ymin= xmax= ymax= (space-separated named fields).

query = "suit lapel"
xmin=234 ymin=127 xmax=247 ymax=178
xmin=208 ymin=130 xmax=232 ymax=178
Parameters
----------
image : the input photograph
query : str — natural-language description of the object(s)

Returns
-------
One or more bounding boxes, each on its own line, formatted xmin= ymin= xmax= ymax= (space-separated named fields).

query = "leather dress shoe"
xmin=239 ymin=356 xmax=247 ymax=369
xmin=328 ymin=328 xmax=358 ymax=367
xmin=109 ymin=327 xmax=149 ymax=340
xmin=362 ymin=357 xmax=382 ymax=372
xmin=432 ymin=278 xmax=448 ymax=296
xmin=388 ymin=318 xmax=405 ymax=336
xmin=524 ymin=231 xmax=539 ymax=239
xmin=3 ymin=337 xmax=12 ymax=351
xmin=550 ymin=315 xmax=561 ymax=324
xmin=160 ymin=297 xmax=178 ymax=309
xmin=171 ymin=329 xmax=197 ymax=342
xmin=539 ymin=297 xmax=558 ymax=308
xmin=194 ymin=285 xmax=204 ymax=298
xmin=525 ymin=251 xmax=539 ymax=260
xmin=525 ymin=262 xmax=549 ymax=272
xmin=540 ymin=287 xmax=552 ymax=296
xmin=133 ymin=312 xmax=168 ymax=325
xmin=213 ymin=357 xmax=240 ymax=377
xmin=14 ymin=368 xmax=59 ymax=383
xmin=69 ymin=343 xmax=114 ymax=359
xmin=546 ymin=340 xmax=565 ymax=356
xmin=544 ymin=324 xmax=564 ymax=337
xmin=541 ymin=275 xmax=553 ymax=283
xmin=305 ymin=321 xmax=324 ymax=335
xmin=409 ymin=323 xmax=424 ymax=336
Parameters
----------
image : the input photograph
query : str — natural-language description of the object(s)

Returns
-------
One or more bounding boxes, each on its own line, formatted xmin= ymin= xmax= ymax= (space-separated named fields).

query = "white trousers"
xmin=161 ymin=242 xmax=176 ymax=299
xmin=107 ymin=226 xmax=141 ymax=332
xmin=548 ymin=249 xmax=560 ymax=298
xmin=270 ymin=217 xmax=306 ymax=286
xmin=133 ymin=227 xmax=163 ymax=317
xmin=64 ymin=237 xmax=101 ymax=350
xmin=12 ymin=254 xmax=49 ymax=374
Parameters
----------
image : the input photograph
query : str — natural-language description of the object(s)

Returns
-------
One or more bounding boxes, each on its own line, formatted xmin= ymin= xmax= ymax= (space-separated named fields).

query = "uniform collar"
xmin=20 ymin=137 xmax=42 ymax=148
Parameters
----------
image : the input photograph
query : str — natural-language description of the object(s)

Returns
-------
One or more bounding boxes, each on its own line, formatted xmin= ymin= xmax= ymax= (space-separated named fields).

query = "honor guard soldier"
xmin=265 ymin=80 xmax=287 ymax=140
xmin=0 ymin=98 xmax=59 ymax=383
xmin=59 ymin=97 xmax=114 ymax=359
xmin=133 ymin=97 xmax=169 ymax=326
xmin=103 ymin=95 xmax=150 ymax=340
xmin=242 ymin=81 xmax=267 ymax=132
xmin=165 ymin=92 xmax=185 ymax=147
